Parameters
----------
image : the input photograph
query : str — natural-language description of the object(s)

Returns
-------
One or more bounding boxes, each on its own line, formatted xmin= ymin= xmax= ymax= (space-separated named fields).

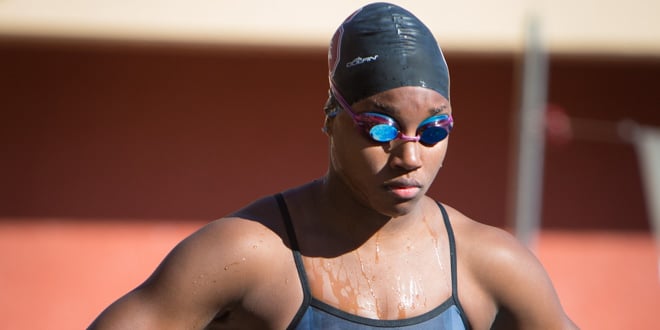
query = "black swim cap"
xmin=328 ymin=2 xmax=450 ymax=106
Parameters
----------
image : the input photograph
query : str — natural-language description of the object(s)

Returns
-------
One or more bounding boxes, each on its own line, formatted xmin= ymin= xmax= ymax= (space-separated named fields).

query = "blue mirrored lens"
xmin=369 ymin=124 xmax=399 ymax=142
xmin=419 ymin=127 xmax=448 ymax=144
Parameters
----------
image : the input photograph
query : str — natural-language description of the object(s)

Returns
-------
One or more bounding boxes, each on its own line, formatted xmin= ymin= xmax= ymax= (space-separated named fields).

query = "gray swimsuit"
xmin=274 ymin=194 xmax=471 ymax=329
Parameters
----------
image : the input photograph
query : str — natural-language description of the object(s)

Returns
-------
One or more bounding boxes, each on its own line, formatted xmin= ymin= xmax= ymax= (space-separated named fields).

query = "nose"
xmin=389 ymin=140 xmax=422 ymax=171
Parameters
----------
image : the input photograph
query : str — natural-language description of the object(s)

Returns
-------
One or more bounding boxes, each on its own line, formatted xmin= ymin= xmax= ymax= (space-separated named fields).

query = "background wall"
xmin=1 ymin=1 xmax=660 ymax=329
xmin=2 ymin=0 xmax=660 ymax=55
xmin=1 ymin=39 xmax=658 ymax=229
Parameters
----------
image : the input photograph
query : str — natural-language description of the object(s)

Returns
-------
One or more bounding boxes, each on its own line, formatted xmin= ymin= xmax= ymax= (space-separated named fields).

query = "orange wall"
xmin=2 ymin=220 xmax=658 ymax=329
xmin=1 ymin=39 xmax=659 ymax=229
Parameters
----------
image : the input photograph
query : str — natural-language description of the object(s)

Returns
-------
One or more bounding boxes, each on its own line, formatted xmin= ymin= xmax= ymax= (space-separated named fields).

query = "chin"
xmin=374 ymin=198 xmax=421 ymax=218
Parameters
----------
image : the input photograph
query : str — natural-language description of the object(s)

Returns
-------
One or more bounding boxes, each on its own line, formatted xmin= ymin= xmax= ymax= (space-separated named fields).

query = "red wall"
xmin=1 ymin=39 xmax=659 ymax=229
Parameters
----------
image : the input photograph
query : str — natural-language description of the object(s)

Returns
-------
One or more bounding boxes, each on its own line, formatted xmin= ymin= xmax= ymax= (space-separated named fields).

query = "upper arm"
xmin=466 ymin=226 xmax=577 ymax=329
xmin=88 ymin=218 xmax=272 ymax=329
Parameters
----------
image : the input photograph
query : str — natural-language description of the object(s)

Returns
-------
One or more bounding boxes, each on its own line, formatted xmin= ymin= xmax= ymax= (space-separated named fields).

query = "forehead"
xmin=354 ymin=86 xmax=451 ymax=116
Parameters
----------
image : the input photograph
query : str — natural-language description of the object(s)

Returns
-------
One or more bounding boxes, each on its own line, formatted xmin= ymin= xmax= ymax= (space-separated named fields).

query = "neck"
xmin=290 ymin=174 xmax=427 ymax=258
xmin=315 ymin=171 xmax=423 ymax=240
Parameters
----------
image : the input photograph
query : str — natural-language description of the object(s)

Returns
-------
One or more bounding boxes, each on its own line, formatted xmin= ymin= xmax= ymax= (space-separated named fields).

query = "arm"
xmin=474 ymin=228 xmax=578 ymax=330
xmin=88 ymin=218 xmax=265 ymax=329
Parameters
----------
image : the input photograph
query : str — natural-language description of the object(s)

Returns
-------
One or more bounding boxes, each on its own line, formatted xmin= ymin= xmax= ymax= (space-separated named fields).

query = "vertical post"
xmin=629 ymin=124 xmax=660 ymax=281
xmin=511 ymin=16 xmax=549 ymax=248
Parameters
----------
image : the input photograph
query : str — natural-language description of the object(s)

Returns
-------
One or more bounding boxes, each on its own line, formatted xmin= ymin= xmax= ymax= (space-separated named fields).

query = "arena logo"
xmin=346 ymin=55 xmax=379 ymax=68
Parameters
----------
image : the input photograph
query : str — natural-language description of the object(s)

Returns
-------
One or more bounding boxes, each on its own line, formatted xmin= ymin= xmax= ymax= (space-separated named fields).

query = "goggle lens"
xmin=359 ymin=113 xmax=452 ymax=146
xmin=420 ymin=127 xmax=449 ymax=144
xmin=369 ymin=124 xmax=400 ymax=142
xmin=418 ymin=115 xmax=451 ymax=145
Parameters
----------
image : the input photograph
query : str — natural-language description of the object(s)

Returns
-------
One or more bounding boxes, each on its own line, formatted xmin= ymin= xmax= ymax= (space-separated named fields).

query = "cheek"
xmin=330 ymin=135 xmax=388 ymax=177
xmin=425 ymin=141 xmax=449 ymax=177
xmin=433 ymin=140 xmax=449 ymax=164
xmin=425 ymin=140 xmax=449 ymax=164
xmin=329 ymin=118 xmax=381 ymax=172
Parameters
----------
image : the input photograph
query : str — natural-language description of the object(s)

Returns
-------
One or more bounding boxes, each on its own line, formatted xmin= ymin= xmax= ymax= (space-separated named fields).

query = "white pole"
xmin=629 ymin=123 xmax=660 ymax=281
xmin=511 ymin=15 xmax=549 ymax=248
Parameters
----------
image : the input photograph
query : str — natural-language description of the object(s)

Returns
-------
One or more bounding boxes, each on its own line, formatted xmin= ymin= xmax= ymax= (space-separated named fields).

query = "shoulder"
xmin=88 ymin=194 xmax=298 ymax=329
xmin=141 ymin=194 xmax=293 ymax=302
xmin=442 ymin=204 xmax=532 ymax=299
xmin=440 ymin=204 xmax=523 ymax=265
xmin=176 ymin=194 xmax=290 ymax=275
xmin=441 ymin=204 xmax=577 ymax=329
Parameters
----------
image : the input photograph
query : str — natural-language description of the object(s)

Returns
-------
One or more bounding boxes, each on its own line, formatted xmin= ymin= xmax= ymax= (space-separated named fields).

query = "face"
xmin=327 ymin=86 xmax=452 ymax=217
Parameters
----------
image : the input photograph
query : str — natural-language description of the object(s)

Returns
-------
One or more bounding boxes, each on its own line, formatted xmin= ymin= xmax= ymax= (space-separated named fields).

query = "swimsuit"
xmin=274 ymin=194 xmax=471 ymax=329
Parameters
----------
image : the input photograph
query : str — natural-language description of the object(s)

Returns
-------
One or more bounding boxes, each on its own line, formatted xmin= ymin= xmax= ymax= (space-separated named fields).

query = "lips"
xmin=384 ymin=179 xmax=423 ymax=199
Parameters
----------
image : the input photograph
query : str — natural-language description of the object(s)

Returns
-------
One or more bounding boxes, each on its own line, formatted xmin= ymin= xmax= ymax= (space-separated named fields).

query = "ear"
xmin=323 ymin=116 xmax=335 ymax=136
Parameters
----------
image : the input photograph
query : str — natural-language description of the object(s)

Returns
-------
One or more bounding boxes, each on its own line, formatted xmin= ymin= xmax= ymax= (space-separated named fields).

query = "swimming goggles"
xmin=329 ymin=84 xmax=453 ymax=146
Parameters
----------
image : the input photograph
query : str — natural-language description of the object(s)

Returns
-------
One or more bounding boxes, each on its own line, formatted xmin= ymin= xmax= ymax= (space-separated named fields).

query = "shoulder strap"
xmin=274 ymin=193 xmax=312 ymax=329
xmin=437 ymin=202 xmax=471 ymax=329
xmin=275 ymin=193 xmax=301 ymax=251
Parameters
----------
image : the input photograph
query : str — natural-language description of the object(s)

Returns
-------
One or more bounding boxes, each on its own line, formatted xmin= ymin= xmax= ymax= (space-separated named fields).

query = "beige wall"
xmin=0 ymin=0 xmax=659 ymax=56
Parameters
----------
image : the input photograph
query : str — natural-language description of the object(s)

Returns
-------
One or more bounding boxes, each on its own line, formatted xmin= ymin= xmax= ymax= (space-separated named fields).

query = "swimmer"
xmin=89 ymin=2 xmax=577 ymax=329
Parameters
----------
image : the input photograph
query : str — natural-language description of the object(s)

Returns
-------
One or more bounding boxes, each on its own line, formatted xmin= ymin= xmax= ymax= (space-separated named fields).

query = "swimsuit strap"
xmin=275 ymin=193 xmax=300 ymax=250
xmin=437 ymin=201 xmax=471 ymax=329
xmin=275 ymin=193 xmax=312 ymax=329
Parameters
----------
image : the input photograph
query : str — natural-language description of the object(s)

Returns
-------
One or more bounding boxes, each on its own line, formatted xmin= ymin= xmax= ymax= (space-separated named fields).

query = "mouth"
xmin=384 ymin=179 xmax=423 ymax=199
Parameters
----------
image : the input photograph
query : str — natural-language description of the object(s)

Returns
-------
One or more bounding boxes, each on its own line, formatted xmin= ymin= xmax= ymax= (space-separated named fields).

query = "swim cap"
xmin=328 ymin=2 xmax=450 ymax=107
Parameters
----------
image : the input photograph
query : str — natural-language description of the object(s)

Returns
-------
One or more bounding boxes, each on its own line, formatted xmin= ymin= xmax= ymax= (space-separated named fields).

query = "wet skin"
xmin=88 ymin=86 xmax=577 ymax=330
xmin=271 ymin=86 xmax=456 ymax=320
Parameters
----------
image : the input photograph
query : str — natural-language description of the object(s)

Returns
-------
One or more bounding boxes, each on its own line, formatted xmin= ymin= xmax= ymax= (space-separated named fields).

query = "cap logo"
xmin=346 ymin=55 xmax=379 ymax=68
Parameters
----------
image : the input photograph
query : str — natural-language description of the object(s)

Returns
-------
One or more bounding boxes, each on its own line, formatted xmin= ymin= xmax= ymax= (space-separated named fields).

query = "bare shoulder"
xmin=171 ymin=194 xmax=288 ymax=272
xmin=441 ymin=204 xmax=578 ymax=330
xmin=444 ymin=205 xmax=531 ymax=276
xmin=89 ymin=195 xmax=295 ymax=329
xmin=162 ymin=194 xmax=292 ymax=293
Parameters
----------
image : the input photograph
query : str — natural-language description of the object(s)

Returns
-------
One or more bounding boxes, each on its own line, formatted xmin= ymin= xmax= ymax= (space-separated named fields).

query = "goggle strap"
xmin=330 ymin=78 xmax=452 ymax=145
xmin=398 ymin=134 xmax=421 ymax=142
xmin=329 ymin=80 xmax=352 ymax=117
